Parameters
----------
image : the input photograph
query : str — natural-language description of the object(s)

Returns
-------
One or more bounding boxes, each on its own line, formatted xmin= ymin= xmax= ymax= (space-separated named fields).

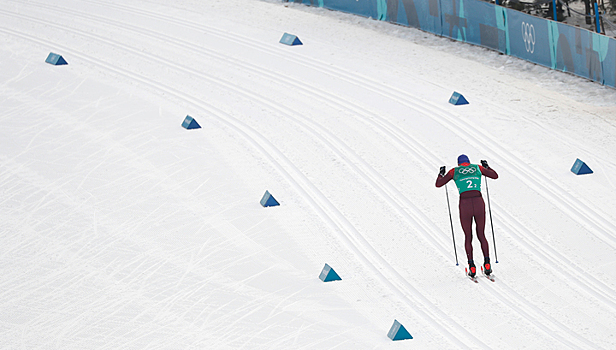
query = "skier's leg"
xmin=459 ymin=199 xmax=474 ymax=262
xmin=473 ymin=197 xmax=490 ymax=259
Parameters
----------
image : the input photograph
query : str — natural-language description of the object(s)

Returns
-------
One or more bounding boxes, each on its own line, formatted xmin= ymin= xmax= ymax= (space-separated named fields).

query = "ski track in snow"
xmin=71 ymin=0 xmax=616 ymax=244
xmin=0 ymin=8 xmax=558 ymax=350
xmin=1 ymin=0 xmax=615 ymax=348
xmin=72 ymin=0 xmax=616 ymax=331
xmin=0 ymin=15 xmax=574 ymax=350
xmin=1 ymin=11 xmax=481 ymax=350
xmin=19 ymin=0 xmax=616 ymax=308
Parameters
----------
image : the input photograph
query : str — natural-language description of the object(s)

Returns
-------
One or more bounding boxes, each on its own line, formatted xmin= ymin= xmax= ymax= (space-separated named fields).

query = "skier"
xmin=435 ymin=155 xmax=498 ymax=277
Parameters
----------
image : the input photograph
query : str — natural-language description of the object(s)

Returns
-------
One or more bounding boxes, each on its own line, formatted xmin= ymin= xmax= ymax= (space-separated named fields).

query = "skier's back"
xmin=436 ymin=155 xmax=498 ymax=277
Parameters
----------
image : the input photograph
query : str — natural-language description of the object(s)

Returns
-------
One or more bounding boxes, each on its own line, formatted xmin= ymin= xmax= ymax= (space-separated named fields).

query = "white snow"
xmin=1 ymin=0 xmax=616 ymax=348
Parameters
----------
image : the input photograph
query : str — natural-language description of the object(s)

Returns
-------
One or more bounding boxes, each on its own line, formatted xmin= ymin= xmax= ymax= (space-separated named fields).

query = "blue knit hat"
xmin=457 ymin=154 xmax=470 ymax=165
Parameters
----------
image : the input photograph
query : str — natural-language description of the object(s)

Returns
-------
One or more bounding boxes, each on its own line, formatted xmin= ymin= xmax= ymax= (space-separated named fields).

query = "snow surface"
xmin=1 ymin=0 xmax=616 ymax=348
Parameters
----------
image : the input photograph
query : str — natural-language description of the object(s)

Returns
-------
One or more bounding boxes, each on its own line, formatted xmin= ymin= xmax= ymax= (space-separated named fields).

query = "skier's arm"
xmin=479 ymin=162 xmax=498 ymax=180
xmin=435 ymin=168 xmax=455 ymax=187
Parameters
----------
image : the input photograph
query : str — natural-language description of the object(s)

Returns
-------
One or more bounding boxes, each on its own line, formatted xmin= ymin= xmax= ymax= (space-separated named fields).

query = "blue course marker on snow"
xmin=318 ymin=263 xmax=341 ymax=282
xmin=181 ymin=115 xmax=201 ymax=129
xmin=449 ymin=92 xmax=469 ymax=105
xmin=45 ymin=52 xmax=68 ymax=65
xmin=387 ymin=320 xmax=413 ymax=341
xmin=260 ymin=190 xmax=280 ymax=207
xmin=280 ymin=33 xmax=302 ymax=46
xmin=571 ymin=158 xmax=593 ymax=175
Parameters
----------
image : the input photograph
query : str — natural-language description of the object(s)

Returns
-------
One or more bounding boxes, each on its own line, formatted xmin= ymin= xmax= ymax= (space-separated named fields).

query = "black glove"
xmin=439 ymin=166 xmax=446 ymax=176
xmin=481 ymin=160 xmax=489 ymax=168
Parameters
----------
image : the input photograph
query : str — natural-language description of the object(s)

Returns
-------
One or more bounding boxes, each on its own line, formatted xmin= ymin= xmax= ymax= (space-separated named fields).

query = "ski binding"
xmin=481 ymin=266 xmax=495 ymax=282
xmin=465 ymin=268 xmax=478 ymax=283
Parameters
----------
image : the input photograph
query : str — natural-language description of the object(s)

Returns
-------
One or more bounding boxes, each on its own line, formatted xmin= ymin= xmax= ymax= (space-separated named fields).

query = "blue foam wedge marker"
xmin=318 ymin=263 xmax=341 ymax=282
xmin=45 ymin=52 xmax=68 ymax=65
xmin=571 ymin=158 xmax=593 ymax=175
xmin=260 ymin=191 xmax=280 ymax=207
xmin=449 ymin=92 xmax=469 ymax=105
xmin=387 ymin=320 xmax=413 ymax=341
xmin=182 ymin=115 xmax=201 ymax=129
xmin=280 ymin=33 xmax=302 ymax=46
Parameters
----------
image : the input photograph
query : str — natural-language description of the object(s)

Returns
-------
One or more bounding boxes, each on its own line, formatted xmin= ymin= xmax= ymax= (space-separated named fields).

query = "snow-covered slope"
xmin=1 ymin=0 xmax=615 ymax=348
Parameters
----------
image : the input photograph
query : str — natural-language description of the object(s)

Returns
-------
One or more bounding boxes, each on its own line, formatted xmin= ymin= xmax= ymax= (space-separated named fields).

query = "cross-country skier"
xmin=435 ymin=155 xmax=498 ymax=277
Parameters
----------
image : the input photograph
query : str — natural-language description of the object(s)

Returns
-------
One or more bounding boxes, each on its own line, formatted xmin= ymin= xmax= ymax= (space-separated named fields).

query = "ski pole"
xmin=445 ymin=184 xmax=459 ymax=266
xmin=484 ymin=177 xmax=499 ymax=263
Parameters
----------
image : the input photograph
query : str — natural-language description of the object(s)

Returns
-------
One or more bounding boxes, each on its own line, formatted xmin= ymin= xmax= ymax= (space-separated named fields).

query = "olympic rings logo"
xmin=458 ymin=167 xmax=476 ymax=174
xmin=522 ymin=22 xmax=536 ymax=53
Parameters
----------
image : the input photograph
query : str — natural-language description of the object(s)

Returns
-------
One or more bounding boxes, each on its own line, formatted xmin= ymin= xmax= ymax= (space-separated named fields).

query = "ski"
xmin=481 ymin=266 xmax=495 ymax=282
xmin=465 ymin=268 xmax=478 ymax=283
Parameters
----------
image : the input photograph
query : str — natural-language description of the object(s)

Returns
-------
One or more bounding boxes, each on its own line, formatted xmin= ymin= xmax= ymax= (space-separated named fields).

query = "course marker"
xmin=319 ymin=263 xmax=341 ymax=282
xmin=45 ymin=53 xmax=68 ymax=65
xmin=260 ymin=190 xmax=280 ymax=207
xmin=182 ymin=115 xmax=201 ymax=129
xmin=280 ymin=33 xmax=302 ymax=46
xmin=387 ymin=320 xmax=413 ymax=341
xmin=449 ymin=92 xmax=468 ymax=105
xmin=571 ymin=158 xmax=593 ymax=175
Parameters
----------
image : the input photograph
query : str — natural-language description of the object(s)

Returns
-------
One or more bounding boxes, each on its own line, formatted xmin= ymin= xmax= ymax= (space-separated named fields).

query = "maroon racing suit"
xmin=435 ymin=165 xmax=498 ymax=262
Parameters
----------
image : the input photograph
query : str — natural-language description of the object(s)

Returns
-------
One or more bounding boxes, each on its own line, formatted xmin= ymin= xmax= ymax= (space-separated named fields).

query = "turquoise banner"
xmin=291 ymin=0 xmax=616 ymax=88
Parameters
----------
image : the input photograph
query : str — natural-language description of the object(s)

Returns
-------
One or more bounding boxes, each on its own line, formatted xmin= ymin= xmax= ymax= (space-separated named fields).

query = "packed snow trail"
xmin=1 ymin=0 xmax=615 ymax=348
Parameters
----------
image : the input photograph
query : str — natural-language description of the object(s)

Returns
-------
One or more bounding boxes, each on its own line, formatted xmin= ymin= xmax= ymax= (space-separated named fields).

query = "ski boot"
xmin=483 ymin=257 xmax=492 ymax=276
xmin=468 ymin=261 xmax=477 ymax=278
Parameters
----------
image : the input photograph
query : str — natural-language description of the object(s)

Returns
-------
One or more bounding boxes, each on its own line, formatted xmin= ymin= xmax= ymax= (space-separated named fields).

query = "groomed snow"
xmin=1 ymin=0 xmax=615 ymax=348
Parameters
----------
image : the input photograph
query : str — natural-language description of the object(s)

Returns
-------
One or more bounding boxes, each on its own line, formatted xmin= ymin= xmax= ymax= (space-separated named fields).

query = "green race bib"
xmin=453 ymin=164 xmax=482 ymax=194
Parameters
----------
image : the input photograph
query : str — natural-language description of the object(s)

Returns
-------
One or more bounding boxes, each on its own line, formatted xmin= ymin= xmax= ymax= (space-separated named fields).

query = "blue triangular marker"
xmin=319 ymin=264 xmax=342 ymax=282
xmin=279 ymin=33 xmax=302 ymax=46
xmin=260 ymin=190 xmax=280 ymax=207
xmin=449 ymin=91 xmax=468 ymax=105
xmin=387 ymin=320 xmax=413 ymax=341
xmin=45 ymin=52 xmax=68 ymax=65
xmin=571 ymin=158 xmax=593 ymax=175
xmin=181 ymin=115 xmax=201 ymax=129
